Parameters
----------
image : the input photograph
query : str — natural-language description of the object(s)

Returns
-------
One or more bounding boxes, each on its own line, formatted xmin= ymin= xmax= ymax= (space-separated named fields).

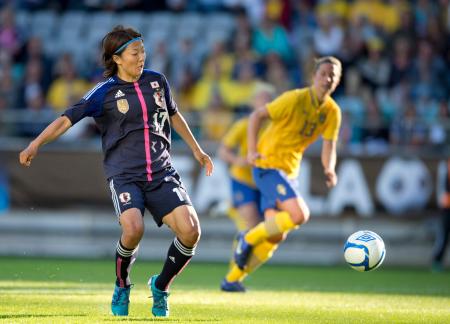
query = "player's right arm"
xmin=19 ymin=116 xmax=73 ymax=167
xmin=247 ymin=106 xmax=269 ymax=165
xmin=219 ymin=120 xmax=248 ymax=167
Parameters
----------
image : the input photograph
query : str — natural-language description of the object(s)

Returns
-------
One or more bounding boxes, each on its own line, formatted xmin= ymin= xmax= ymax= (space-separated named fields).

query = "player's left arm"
xmin=321 ymin=139 xmax=337 ymax=188
xmin=321 ymin=104 xmax=341 ymax=188
xmin=171 ymin=112 xmax=214 ymax=176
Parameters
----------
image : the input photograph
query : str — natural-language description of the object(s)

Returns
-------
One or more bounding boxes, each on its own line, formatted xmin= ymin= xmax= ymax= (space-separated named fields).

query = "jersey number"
xmin=153 ymin=111 xmax=169 ymax=133
xmin=300 ymin=121 xmax=317 ymax=137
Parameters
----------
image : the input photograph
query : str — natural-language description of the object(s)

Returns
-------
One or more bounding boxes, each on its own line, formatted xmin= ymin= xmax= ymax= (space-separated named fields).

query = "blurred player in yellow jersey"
xmin=234 ymin=56 xmax=343 ymax=273
xmin=218 ymin=83 xmax=276 ymax=292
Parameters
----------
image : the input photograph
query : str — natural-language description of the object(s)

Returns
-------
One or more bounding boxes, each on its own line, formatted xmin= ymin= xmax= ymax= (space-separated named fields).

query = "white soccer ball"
xmin=344 ymin=230 xmax=386 ymax=272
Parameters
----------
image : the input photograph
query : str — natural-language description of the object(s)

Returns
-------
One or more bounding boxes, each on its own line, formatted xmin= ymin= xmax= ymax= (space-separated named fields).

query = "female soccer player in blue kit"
xmin=19 ymin=25 xmax=213 ymax=318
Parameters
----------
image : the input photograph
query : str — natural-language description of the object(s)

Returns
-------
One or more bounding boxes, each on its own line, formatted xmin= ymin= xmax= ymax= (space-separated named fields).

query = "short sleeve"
xmin=162 ymin=74 xmax=178 ymax=116
xmin=222 ymin=119 xmax=246 ymax=148
xmin=62 ymin=83 xmax=106 ymax=125
xmin=322 ymin=104 xmax=341 ymax=141
xmin=266 ymin=90 xmax=297 ymax=120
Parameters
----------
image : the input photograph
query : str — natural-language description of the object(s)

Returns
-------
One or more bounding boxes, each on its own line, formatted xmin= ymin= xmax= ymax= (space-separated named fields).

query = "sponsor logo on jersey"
xmin=117 ymin=99 xmax=129 ymax=114
xmin=114 ymin=89 xmax=125 ymax=98
xmin=119 ymin=192 xmax=131 ymax=204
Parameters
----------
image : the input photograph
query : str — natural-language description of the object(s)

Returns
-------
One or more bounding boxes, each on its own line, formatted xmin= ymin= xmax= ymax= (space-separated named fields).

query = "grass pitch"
xmin=0 ymin=258 xmax=449 ymax=323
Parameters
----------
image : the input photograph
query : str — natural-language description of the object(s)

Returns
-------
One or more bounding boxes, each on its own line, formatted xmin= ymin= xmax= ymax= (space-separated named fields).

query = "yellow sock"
xmin=245 ymin=211 xmax=296 ymax=245
xmin=245 ymin=240 xmax=278 ymax=274
xmin=227 ymin=207 xmax=247 ymax=232
xmin=225 ymin=262 xmax=246 ymax=282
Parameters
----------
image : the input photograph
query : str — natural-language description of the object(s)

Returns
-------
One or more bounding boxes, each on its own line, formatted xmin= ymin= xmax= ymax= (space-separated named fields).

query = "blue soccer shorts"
xmin=230 ymin=178 xmax=261 ymax=209
xmin=108 ymin=172 xmax=192 ymax=227
xmin=252 ymin=167 xmax=300 ymax=212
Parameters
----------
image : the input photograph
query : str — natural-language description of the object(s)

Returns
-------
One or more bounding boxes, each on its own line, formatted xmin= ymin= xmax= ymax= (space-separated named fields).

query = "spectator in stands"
xmin=313 ymin=13 xmax=344 ymax=57
xmin=201 ymin=90 xmax=233 ymax=141
xmin=147 ymin=40 xmax=171 ymax=79
xmin=17 ymin=89 xmax=55 ymax=137
xmin=264 ymin=52 xmax=291 ymax=94
xmin=46 ymin=53 xmax=91 ymax=112
xmin=388 ymin=36 xmax=413 ymax=87
xmin=0 ymin=6 xmax=23 ymax=58
xmin=252 ymin=9 xmax=292 ymax=63
xmin=16 ymin=36 xmax=52 ymax=92
xmin=222 ymin=60 xmax=258 ymax=111
xmin=390 ymin=100 xmax=428 ymax=147
xmin=0 ymin=56 xmax=18 ymax=110
xmin=171 ymin=37 xmax=202 ymax=88
xmin=358 ymin=37 xmax=391 ymax=92
xmin=18 ymin=25 xmax=213 ymax=318
xmin=17 ymin=58 xmax=46 ymax=109
xmin=410 ymin=39 xmax=447 ymax=101
xmin=432 ymin=157 xmax=450 ymax=272
xmin=428 ymin=101 xmax=449 ymax=149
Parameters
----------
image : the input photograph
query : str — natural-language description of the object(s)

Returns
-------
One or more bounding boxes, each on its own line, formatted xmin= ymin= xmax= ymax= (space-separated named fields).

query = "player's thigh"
xmin=163 ymin=204 xmax=201 ymax=246
xmin=237 ymin=202 xmax=261 ymax=229
xmin=108 ymin=178 xmax=145 ymax=226
xmin=253 ymin=167 xmax=305 ymax=223
xmin=277 ymin=196 xmax=310 ymax=225
xmin=145 ymin=177 xmax=192 ymax=227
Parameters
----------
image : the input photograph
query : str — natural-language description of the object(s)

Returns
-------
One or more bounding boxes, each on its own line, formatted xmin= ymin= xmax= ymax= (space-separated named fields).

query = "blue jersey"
xmin=63 ymin=70 xmax=178 ymax=185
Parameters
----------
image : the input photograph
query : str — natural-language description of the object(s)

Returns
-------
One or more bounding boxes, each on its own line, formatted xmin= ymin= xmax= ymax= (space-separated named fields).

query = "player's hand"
xmin=19 ymin=142 xmax=39 ymax=167
xmin=234 ymin=156 xmax=249 ymax=167
xmin=324 ymin=169 xmax=337 ymax=188
xmin=247 ymin=151 xmax=261 ymax=165
xmin=194 ymin=149 xmax=214 ymax=176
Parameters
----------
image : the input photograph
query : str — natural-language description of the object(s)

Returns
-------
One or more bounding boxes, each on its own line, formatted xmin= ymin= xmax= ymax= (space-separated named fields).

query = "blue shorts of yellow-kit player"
xmin=252 ymin=167 xmax=300 ymax=212
xmin=230 ymin=178 xmax=261 ymax=209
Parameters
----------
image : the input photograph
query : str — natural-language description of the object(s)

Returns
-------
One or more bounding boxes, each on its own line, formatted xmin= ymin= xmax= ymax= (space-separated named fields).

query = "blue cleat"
xmin=111 ymin=285 xmax=131 ymax=316
xmin=234 ymin=231 xmax=252 ymax=269
xmin=148 ymin=275 xmax=169 ymax=317
xmin=220 ymin=279 xmax=246 ymax=292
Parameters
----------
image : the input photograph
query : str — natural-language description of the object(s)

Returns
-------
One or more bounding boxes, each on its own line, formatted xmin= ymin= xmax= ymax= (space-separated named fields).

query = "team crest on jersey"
xmin=116 ymin=99 xmax=129 ymax=114
xmin=277 ymin=184 xmax=287 ymax=196
xmin=119 ymin=192 xmax=131 ymax=204
xmin=153 ymin=88 xmax=167 ymax=109
xmin=319 ymin=112 xmax=327 ymax=124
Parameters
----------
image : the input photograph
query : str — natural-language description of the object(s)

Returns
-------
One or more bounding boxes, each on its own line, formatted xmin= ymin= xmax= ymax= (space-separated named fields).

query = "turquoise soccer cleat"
xmin=234 ymin=231 xmax=252 ymax=269
xmin=111 ymin=285 xmax=131 ymax=316
xmin=220 ymin=279 xmax=246 ymax=292
xmin=148 ymin=275 xmax=170 ymax=317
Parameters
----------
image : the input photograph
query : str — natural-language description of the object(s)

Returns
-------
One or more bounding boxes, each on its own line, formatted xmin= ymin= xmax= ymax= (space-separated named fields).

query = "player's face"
xmin=313 ymin=63 xmax=341 ymax=97
xmin=115 ymin=41 xmax=146 ymax=81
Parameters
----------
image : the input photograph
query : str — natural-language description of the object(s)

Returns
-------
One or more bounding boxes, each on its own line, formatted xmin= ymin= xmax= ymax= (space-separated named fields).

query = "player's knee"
xmin=290 ymin=207 xmax=310 ymax=225
xmin=179 ymin=226 xmax=201 ymax=247
xmin=123 ymin=221 xmax=144 ymax=241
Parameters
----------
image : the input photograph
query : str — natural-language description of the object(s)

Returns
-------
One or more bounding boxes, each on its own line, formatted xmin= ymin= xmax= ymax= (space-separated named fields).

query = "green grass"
xmin=0 ymin=258 xmax=449 ymax=323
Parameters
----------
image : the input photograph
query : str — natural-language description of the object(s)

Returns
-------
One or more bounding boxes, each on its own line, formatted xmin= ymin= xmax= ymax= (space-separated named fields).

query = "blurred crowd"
xmin=0 ymin=0 xmax=449 ymax=154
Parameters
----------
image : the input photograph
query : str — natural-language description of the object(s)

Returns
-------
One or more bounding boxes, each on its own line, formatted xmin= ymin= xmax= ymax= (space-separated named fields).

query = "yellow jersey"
xmin=255 ymin=87 xmax=341 ymax=178
xmin=222 ymin=118 xmax=255 ymax=187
